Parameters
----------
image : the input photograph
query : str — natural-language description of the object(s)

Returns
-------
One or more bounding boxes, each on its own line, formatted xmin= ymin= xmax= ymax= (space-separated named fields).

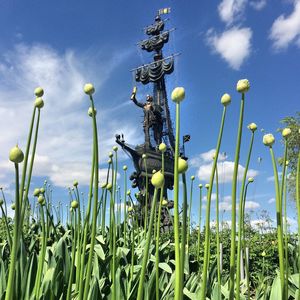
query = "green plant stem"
xmin=201 ymin=105 xmax=227 ymax=300
xmin=270 ymin=146 xmax=285 ymax=297
xmin=173 ymin=102 xmax=182 ymax=300
xmin=82 ymin=96 xmax=99 ymax=300
xmin=236 ymin=131 xmax=254 ymax=299
xmin=137 ymin=188 xmax=159 ymax=300
xmin=180 ymin=173 xmax=188 ymax=291
xmin=123 ymin=168 xmax=127 ymax=245
xmin=67 ymin=210 xmax=78 ymax=300
xmin=5 ymin=164 xmax=20 ymax=300
xmin=229 ymin=94 xmax=245 ymax=300
xmin=215 ymin=164 xmax=221 ymax=299
xmin=0 ymin=204 xmax=12 ymax=248
xmin=295 ymin=152 xmax=300 ymax=300
xmin=33 ymin=204 xmax=46 ymax=299
xmin=197 ymin=187 xmax=203 ymax=263
xmin=144 ymin=158 xmax=149 ymax=237
xmin=242 ymin=182 xmax=251 ymax=300
xmin=102 ymin=163 xmax=111 ymax=233
xmin=187 ymin=178 xmax=194 ymax=250
xmin=155 ymin=151 xmax=165 ymax=300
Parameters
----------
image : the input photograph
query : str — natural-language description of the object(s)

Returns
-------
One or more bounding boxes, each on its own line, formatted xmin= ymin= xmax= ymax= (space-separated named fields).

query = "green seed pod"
xmin=161 ymin=199 xmax=168 ymax=207
xmin=171 ymin=87 xmax=185 ymax=103
xmin=71 ymin=200 xmax=79 ymax=209
xmin=151 ymin=171 xmax=164 ymax=188
xmin=199 ymin=184 xmax=203 ymax=189
xmin=34 ymin=87 xmax=44 ymax=97
xmin=282 ymin=128 xmax=291 ymax=138
xmin=73 ymin=180 xmax=79 ymax=187
xmin=83 ymin=83 xmax=95 ymax=95
xmin=263 ymin=133 xmax=275 ymax=147
xmin=40 ymin=187 xmax=45 ymax=194
xmin=205 ymin=184 xmax=210 ymax=189
xmin=191 ymin=175 xmax=195 ymax=181
xmin=33 ymin=188 xmax=40 ymax=197
xmin=123 ymin=165 xmax=128 ymax=171
xmin=9 ymin=145 xmax=24 ymax=163
xmin=178 ymin=157 xmax=188 ymax=174
xmin=113 ymin=146 xmax=118 ymax=152
xmin=236 ymin=79 xmax=250 ymax=93
xmin=248 ymin=177 xmax=254 ymax=183
xmin=247 ymin=123 xmax=257 ymax=132
xmin=159 ymin=142 xmax=167 ymax=153
xmin=38 ymin=195 xmax=45 ymax=205
xmin=108 ymin=152 xmax=113 ymax=158
xmin=101 ymin=183 xmax=107 ymax=189
xmin=34 ymin=97 xmax=44 ymax=109
xmin=126 ymin=189 xmax=131 ymax=196
xmin=11 ymin=203 xmax=16 ymax=210
xmin=128 ymin=206 xmax=133 ymax=212
xmin=221 ymin=93 xmax=231 ymax=106
xmin=107 ymin=183 xmax=113 ymax=191
xmin=88 ymin=107 xmax=97 ymax=117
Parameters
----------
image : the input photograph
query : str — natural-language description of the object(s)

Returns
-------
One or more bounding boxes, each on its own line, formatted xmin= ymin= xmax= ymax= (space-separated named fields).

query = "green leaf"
xmin=158 ymin=262 xmax=172 ymax=274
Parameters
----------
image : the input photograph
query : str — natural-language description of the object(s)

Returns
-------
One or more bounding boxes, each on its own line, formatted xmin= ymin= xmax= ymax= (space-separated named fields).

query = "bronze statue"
xmin=131 ymin=87 xmax=163 ymax=147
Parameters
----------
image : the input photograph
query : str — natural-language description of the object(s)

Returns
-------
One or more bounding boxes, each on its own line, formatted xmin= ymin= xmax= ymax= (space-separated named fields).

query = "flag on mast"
xmin=158 ymin=7 xmax=171 ymax=15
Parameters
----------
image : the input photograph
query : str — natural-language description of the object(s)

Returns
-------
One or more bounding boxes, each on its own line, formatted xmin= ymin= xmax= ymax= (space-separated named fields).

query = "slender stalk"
xmin=215 ymin=164 xmax=221 ymax=299
xmin=155 ymin=151 xmax=165 ymax=300
xmin=137 ymin=188 xmax=159 ymax=300
xmin=5 ymin=164 xmax=20 ymax=300
xmin=187 ymin=178 xmax=194 ymax=249
xmin=295 ymin=152 xmax=300 ymax=300
xmin=173 ymin=102 xmax=182 ymax=300
xmin=197 ymin=186 xmax=203 ymax=263
xmin=144 ymin=157 xmax=149 ymax=237
xmin=270 ymin=147 xmax=285 ymax=296
xmin=0 ymin=204 xmax=12 ymax=248
xmin=201 ymin=105 xmax=227 ymax=300
xmin=229 ymin=94 xmax=245 ymax=300
xmin=123 ymin=168 xmax=127 ymax=245
xmin=82 ymin=96 xmax=99 ymax=300
xmin=281 ymin=141 xmax=289 ymax=300
xmin=180 ymin=173 xmax=188 ymax=291
xmin=101 ymin=163 xmax=111 ymax=233
xmin=236 ymin=131 xmax=255 ymax=299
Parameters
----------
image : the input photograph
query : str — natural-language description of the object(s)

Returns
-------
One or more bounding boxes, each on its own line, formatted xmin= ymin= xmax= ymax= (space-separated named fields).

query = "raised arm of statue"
xmin=130 ymin=87 xmax=144 ymax=108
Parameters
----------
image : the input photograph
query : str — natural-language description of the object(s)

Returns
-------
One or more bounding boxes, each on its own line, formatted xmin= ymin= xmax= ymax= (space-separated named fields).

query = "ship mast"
xmin=134 ymin=11 xmax=176 ymax=150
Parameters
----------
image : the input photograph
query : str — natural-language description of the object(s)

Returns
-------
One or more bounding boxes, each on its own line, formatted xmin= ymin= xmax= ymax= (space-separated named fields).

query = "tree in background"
xmin=279 ymin=112 xmax=300 ymax=201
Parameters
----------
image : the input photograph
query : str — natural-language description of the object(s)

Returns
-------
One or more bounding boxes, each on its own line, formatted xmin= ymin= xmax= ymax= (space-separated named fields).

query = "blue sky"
xmin=0 ymin=0 xmax=299 ymax=229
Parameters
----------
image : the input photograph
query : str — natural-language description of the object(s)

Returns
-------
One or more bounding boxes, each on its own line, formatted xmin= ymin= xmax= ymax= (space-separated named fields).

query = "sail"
xmin=135 ymin=57 xmax=174 ymax=84
xmin=145 ymin=20 xmax=164 ymax=35
xmin=140 ymin=31 xmax=169 ymax=52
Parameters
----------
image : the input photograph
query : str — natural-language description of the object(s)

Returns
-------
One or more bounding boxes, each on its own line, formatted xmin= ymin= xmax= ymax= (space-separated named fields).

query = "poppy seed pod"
xmin=113 ymin=146 xmax=118 ymax=152
xmin=236 ymin=79 xmax=250 ymax=93
xmin=84 ymin=83 xmax=95 ymax=95
xmin=151 ymin=171 xmax=165 ymax=188
xmin=106 ymin=183 xmax=113 ymax=191
xmin=178 ymin=157 xmax=188 ymax=174
xmin=199 ymin=184 xmax=203 ymax=188
xmin=221 ymin=93 xmax=231 ymax=106
xmin=126 ymin=190 xmax=131 ymax=196
xmin=34 ymin=87 xmax=44 ymax=97
xmin=191 ymin=175 xmax=195 ymax=181
xmin=248 ymin=177 xmax=254 ymax=183
xmin=35 ymin=97 xmax=44 ymax=109
xmin=38 ymin=195 xmax=45 ymax=205
xmin=73 ymin=180 xmax=78 ymax=187
xmin=123 ymin=165 xmax=128 ymax=171
xmin=11 ymin=203 xmax=16 ymax=210
xmin=205 ymin=184 xmax=210 ymax=189
xmin=101 ymin=183 xmax=107 ymax=189
xmin=171 ymin=87 xmax=185 ymax=103
xmin=9 ymin=145 xmax=24 ymax=164
xmin=263 ymin=134 xmax=275 ymax=147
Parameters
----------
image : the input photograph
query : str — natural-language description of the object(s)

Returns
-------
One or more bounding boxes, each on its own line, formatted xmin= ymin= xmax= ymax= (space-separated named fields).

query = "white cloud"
xmin=207 ymin=27 xmax=252 ymax=70
xmin=196 ymin=159 xmax=258 ymax=184
xmin=203 ymin=193 xmax=217 ymax=201
xmin=270 ymin=0 xmax=300 ymax=50
xmin=250 ymin=0 xmax=267 ymax=10
xmin=244 ymin=200 xmax=260 ymax=210
xmin=0 ymin=43 xmax=140 ymax=190
xmin=268 ymin=197 xmax=275 ymax=204
xmin=218 ymin=0 xmax=247 ymax=25
xmin=219 ymin=201 xmax=232 ymax=211
xmin=219 ymin=199 xmax=259 ymax=211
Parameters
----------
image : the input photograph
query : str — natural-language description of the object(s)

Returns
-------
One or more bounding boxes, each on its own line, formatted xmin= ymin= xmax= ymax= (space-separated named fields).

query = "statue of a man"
xmin=131 ymin=87 xmax=163 ymax=147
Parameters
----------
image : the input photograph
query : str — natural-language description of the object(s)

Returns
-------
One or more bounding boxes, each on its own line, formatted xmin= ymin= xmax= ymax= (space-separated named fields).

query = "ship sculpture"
xmin=116 ymin=9 xmax=189 ymax=229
